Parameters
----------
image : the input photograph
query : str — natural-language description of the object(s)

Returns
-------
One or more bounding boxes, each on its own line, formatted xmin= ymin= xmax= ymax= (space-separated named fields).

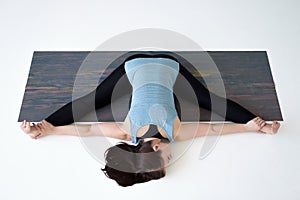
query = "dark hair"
xmin=101 ymin=140 xmax=165 ymax=187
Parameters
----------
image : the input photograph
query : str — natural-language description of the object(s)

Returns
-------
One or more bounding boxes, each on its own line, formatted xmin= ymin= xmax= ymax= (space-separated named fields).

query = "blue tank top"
xmin=125 ymin=57 xmax=179 ymax=144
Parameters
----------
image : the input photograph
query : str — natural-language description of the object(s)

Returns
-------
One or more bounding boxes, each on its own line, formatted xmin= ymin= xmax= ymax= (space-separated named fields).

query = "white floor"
xmin=1 ymin=0 xmax=300 ymax=199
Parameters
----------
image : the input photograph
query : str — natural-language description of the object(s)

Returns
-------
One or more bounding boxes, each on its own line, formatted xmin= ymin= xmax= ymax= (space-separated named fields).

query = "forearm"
xmin=39 ymin=120 xmax=129 ymax=140
xmin=177 ymin=122 xmax=248 ymax=141
xmin=53 ymin=123 xmax=128 ymax=139
xmin=53 ymin=124 xmax=91 ymax=136
xmin=209 ymin=123 xmax=247 ymax=136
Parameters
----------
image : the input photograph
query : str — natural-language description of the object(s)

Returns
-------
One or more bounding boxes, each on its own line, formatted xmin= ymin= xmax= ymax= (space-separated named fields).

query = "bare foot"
xmin=259 ymin=121 xmax=280 ymax=134
xmin=20 ymin=120 xmax=42 ymax=139
xmin=245 ymin=117 xmax=266 ymax=132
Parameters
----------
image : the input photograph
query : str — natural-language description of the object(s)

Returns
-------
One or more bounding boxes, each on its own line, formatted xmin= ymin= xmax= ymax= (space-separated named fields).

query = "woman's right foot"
xmin=20 ymin=120 xmax=41 ymax=139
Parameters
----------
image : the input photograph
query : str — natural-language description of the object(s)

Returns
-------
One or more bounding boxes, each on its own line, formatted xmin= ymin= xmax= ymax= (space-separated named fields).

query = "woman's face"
xmin=158 ymin=141 xmax=173 ymax=166
xmin=144 ymin=138 xmax=173 ymax=166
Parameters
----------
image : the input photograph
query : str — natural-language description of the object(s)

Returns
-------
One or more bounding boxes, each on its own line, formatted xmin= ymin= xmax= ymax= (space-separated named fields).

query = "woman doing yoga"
xmin=20 ymin=53 xmax=280 ymax=187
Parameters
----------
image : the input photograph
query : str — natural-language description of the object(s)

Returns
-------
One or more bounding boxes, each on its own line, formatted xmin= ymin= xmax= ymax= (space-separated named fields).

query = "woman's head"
xmin=101 ymin=138 xmax=171 ymax=187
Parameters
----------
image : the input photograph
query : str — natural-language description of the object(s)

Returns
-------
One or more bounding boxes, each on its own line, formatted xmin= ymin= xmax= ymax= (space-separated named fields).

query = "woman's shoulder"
xmin=93 ymin=122 xmax=131 ymax=141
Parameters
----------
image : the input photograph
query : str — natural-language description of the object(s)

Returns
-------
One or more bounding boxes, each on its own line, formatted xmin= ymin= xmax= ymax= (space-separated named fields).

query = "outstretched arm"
xmin=175 ymin=117 xmax=269 ymax=141
xmin=20 ymin=120 xmax=130 ymax=140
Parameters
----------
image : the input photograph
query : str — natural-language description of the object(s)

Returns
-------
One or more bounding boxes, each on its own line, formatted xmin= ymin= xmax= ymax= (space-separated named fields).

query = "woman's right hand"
xmin=34 ymin=120 xmax=55 ymax=138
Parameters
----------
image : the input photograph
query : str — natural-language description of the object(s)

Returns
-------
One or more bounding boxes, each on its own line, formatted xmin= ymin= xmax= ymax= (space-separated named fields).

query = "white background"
xmin=1 ymin=0 xmax=300 ymax=199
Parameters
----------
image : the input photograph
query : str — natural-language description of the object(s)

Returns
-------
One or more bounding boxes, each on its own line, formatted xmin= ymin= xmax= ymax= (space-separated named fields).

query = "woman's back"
xmin=124 ymin=57 xmax=179 ymax=144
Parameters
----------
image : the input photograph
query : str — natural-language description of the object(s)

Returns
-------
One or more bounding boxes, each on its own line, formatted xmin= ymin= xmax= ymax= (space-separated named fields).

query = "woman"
xmin=20 ymin=52 xmax=280 ymax=187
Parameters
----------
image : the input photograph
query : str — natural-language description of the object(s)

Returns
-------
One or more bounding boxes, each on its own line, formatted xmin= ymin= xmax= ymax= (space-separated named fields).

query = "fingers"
xmin=34 ymin=123 xmax=40 ymax=132
xmin=33 ymin=123 xmax=43 ymax=134
xmin=32 ymin=123 xmax=44 ymax=139
xmin=42 ymin=120 xmax=47 ymax=128
xmin=33 ymin=123 xmax=44 ymax=139
xmin=254 ymin=117 xmax=266 ymax=128
xmin=42 ymin=120 xmax=52 ymax=128
xmin=37 ymin=123 xmax=43 ymax=131
xmin=34 ymin=133 xmax=42 ymax=139
xmin=258 ymin=118 xmax=265 ymax=127
xmin=36 ymin=121 xmax=47 ymax=134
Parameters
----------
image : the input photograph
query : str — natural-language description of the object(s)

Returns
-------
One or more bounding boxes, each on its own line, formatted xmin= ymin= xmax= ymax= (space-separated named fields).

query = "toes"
xmin=272 ymin=121 xmax=280 ymax=134
xmin=26 ymin=121 xmax=30 ymax=129
xmin=21 ymin=120 xmax=31 ymax=133
xmin=20 ymin=120 xmax=25 ymax=129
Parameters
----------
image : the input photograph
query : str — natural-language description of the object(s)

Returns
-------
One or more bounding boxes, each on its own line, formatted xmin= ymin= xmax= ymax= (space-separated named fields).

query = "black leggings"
xmin=45 ymin=53 xmax=256 ymax=126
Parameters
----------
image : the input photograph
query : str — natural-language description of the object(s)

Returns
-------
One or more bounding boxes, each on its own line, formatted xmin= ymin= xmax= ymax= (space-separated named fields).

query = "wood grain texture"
xmin=18 ymin=51 xmax=282 ymax=122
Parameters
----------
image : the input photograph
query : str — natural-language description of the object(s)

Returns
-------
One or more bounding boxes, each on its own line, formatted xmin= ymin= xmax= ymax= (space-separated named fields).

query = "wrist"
xmin=53 ymin=126 xmax=65 ymax=135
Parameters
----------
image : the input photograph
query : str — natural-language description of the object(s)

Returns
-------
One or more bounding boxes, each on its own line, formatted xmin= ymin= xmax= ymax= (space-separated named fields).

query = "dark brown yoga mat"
xmin=18 ymin=51 xmax=283 ymax=122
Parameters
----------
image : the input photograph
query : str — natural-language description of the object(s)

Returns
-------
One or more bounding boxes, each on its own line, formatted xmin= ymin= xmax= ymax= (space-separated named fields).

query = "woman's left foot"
xmin=259 ymin=121 xmax=281 ymax=134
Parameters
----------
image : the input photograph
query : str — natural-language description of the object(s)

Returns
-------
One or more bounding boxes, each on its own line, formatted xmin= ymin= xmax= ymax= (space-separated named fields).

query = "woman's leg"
xmin=45 ymin=52 xmax=255 ymax=126
xmin=45 ymin=53 xmax=178 ymax=126
xmin=177 ymin=64 xmax=256 ymax=123
xmin=122 ymin=52 xmax=255 ymax=123
xmin=121 ymin=52 xmax=256 ymax=123
xmin=45 ymin=64 xmax=129 ymax=126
